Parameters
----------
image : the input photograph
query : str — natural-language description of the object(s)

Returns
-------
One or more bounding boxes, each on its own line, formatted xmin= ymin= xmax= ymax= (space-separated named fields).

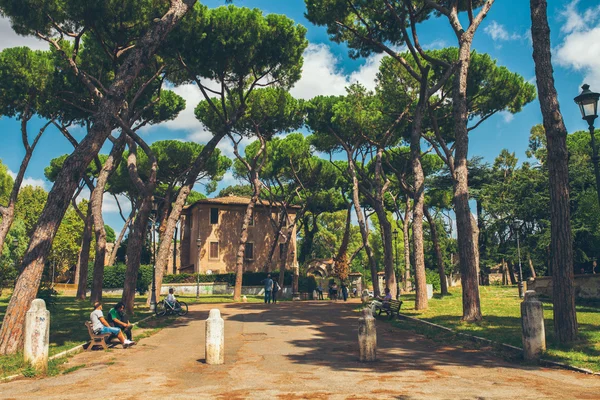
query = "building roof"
xmin=185 ymin=195 xmax=301 ymax=210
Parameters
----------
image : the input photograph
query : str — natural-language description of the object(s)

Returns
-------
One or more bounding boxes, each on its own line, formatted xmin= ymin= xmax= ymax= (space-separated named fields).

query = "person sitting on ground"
xmin=90 ymin=301 xmax=134 ymax=348
xmin=108 ymin=302 xmax=134 ymax=342
xmin=166 ymin=287 xmax=178 ymax=308
xmin=370 ymin=287 xmax=392 ymax=315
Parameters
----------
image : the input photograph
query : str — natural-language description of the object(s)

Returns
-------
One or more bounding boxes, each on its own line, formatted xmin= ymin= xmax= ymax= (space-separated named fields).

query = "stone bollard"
xmin=358 ymin=307 xmax=376 ymax=362
xmin=426 ymin=284 xmax=433 ymax=299
xmin=205 ymin=309 xmax=224 ymax=365
xmin=24 ymin=299 xmax=50 ymax=373
xmin=242 ymin=295 xmax=247 ymax=303
xmin=521 ymin=290 xmax=546 ymax=361
xmin=361 ymin=290 xmax=370 ymax=306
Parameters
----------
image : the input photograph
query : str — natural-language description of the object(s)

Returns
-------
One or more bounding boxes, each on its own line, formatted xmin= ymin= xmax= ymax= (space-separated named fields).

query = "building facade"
xmin=179 ymin=196 xmax=299 ymax=274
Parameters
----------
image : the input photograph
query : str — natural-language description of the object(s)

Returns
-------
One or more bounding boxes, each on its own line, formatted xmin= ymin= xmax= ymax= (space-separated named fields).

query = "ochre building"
xmin=179 ymin=195 xmax=299 ymax=274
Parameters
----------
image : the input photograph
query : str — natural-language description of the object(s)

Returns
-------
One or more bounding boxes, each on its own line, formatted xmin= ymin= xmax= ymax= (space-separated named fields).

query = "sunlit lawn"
xmin=398 ymin=285 xmax=600 ymax=371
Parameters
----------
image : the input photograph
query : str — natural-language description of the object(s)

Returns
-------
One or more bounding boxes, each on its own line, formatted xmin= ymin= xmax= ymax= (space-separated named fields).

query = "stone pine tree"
xmin=0 ymin=48 xmax=54 ymax=255
xmin=529 ymin=0 xmax=578 ymax=343
xmin=225 ymin=89 xmax=303 ymax=301
xmin=0 ymin=0 xmax=198 ymax=355
xmin=151 ymin=5 xmax=308 ymax=298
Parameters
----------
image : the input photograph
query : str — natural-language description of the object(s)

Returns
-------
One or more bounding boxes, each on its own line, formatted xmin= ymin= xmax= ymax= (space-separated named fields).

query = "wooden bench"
xmin=84 ymin=321 xmax=114 ymax=351
xmin=374 ymin=299 xmax=403 ymax=320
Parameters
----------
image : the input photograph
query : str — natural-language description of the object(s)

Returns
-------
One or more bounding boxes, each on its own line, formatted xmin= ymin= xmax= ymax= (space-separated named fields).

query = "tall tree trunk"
xmin=372 ymin=202 xmax=397 ymax=299
xmin=75 ymin=202 xmax=94 ymax=300
xmin=91 ymin=137 xmax=126 ymax=303
xmin=501 ymin=259 xmax=508 ymax=285
xmin=277 ymin=216 xmax=296 ymax=292
xmin=453 ymin=39 xmax=482 ymax=322
xmin=348 ymin=160 xmax=380 ymax=297
xmin=122 ymin=196 xmax=153 ymax=314
xmin=506 ymin=260 xmax=517 ymax=285
xmin=335 ymin=202 xmax=352 ymax=260
xmin=530 ymin=0 xmax=577 ymax=343
xmin=233 ymin=174 xmax=261 ymax=301
xmin=528 ymin=254 xmax=537 ymax=279
xmin=411 ymin=99 xmax=428 ymax=311
xmin=403 ymin=197 xmax=412 ymax=291
xmin=148 ymin=132 xmax=227 ymax=305
xmin=424 ymin=207 xmax=448 ymax=296
xmin=299 ymin=214 xmax=319 ymax=264
xmin=0 ymin=0 xmax=196 ymax=355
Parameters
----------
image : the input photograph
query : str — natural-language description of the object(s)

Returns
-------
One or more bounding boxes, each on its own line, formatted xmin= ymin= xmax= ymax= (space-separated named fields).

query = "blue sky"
xmin=0 ymin=0 xmax=599 ymax=230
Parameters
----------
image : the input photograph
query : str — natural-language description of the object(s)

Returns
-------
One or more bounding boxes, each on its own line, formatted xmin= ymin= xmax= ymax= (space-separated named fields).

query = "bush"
xmin=425 ymin=269 xmax=441 ymax=292
xmin=86 ymin=263 xmax=154 ymax=294
xmin=298 ymin=275 xmax=317 ymax=293
xmin=163 ymin=271 xmax=294 ymax=286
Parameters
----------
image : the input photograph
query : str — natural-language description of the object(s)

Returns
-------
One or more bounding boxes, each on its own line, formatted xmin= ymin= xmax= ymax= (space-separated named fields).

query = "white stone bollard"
xmin=521 ymin=290 xmax=546 ymax=360
xmin=426 ymin=284 xmax=434 ymax=299
xmin=358 ymin=307 xmax=376 ymax=362
xmin=205 ymin=308 xmax=224 ymax=365
xmin=24 ymin=299 xmax=50 ymax=373
xmin=361 ymin=289 xmax=370 ymax=306
xmin=242 ymin=295 xmax=247 ymax=303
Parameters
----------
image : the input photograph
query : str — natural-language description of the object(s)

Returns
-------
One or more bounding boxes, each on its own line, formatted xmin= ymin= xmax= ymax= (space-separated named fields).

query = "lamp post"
xmin=149 ymin=204 xmax=158 ymax=312
xmin=516 ymin=229 xmax=524 ymax=299
xmin=393 ymin=229 xmax=400 ymax=299
xmin=196 ymin=237 xmax=202 ymax=299
xmin=574 ymin=84 xmax=600 ymax=207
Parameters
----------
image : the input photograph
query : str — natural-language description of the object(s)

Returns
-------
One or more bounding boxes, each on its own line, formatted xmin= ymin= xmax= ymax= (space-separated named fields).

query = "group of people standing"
xmin=315 ymin=282 xmax=353 ymax=301
xmin=262 ymin=274 xmax=282 ymax=304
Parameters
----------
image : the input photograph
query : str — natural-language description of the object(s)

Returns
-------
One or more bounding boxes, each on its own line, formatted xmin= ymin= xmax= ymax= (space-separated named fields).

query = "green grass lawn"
xmin=398 ymin=285 xmax=600 ymax=372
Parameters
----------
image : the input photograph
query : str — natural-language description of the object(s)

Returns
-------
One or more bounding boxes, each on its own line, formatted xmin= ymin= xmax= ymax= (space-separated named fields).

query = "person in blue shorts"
xmin=90 ymin=301 xmax=134 ymax=348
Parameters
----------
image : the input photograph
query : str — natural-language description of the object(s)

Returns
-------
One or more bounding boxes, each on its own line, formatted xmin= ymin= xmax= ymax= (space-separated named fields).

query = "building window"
xmin=279 ymin=243 xmax=286 ymax=259
xmin=209 ymin=241 xmax=219 ymax=259
xmin=245 ymin=242 xmax=254 ymax=260
xmin=210 ymin=207 xmax=219 ymax=225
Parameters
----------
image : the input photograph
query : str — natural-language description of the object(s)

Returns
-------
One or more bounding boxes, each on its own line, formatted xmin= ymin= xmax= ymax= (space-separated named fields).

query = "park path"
xmin=1 ymin=300 xmax=599 ymax=399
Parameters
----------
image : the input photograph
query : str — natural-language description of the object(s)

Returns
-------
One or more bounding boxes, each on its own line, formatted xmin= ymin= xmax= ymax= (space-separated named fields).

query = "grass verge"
xmin=397 ymin=285 xmax=600 ymax=372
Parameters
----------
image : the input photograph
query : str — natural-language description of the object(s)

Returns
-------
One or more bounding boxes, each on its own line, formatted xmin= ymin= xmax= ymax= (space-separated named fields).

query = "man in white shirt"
xmin=90 ymin=301 xmax=134 ymax=348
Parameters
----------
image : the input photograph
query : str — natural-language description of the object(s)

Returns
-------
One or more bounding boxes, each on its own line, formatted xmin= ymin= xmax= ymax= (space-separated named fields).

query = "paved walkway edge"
xmin=0 ymin=313 xmax=157 ymax=383
xmin=397 ymin=313 xmax=600 ymax=376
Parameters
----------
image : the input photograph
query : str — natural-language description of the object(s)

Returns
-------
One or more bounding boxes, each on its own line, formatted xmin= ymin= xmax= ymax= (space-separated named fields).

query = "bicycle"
xmin=155 ymin=299 xmax=188 ymax=316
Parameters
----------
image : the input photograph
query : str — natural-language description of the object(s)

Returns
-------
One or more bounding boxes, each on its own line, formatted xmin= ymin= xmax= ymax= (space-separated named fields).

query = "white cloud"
xmin=499 ymin=111 xmax=515 ymax=123
xmin=555 ymin=2 xmax=600 ymax=89
xmin=559 ymin=0 xmax=600 ymax=34
xmin=7 ymin=170 xmax=48 ymax=190
xmin=0 ymin=17 xmax=48 ymax=51
xmin=483 ymin=21 xmax=523 ymax=42
xmin=290 ymin=43 xmax=384 ymax=99
xmin=102 ymin=193 xmax=131 ymax=215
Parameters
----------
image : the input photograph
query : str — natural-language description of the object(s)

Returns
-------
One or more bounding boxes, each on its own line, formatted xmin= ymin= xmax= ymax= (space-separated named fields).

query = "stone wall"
xmin=527 ymin=274 xmax=600 ymax=300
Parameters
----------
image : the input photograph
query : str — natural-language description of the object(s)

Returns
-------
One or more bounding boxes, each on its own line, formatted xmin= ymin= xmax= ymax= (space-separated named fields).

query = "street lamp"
xmin=574 ymin=84 xmax=600 ymax=207
xmin=393 ymin=229 xmax=400 ymax=299
xmin=516 ymin=229 xmax=524 ymax=299
xmin=149 ymin=203 xmax=158 ymax=312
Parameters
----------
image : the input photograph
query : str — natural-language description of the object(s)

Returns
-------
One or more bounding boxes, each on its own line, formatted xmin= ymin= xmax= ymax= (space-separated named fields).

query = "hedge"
xmin=86 ymin=263 xmax=153 ymax=294
xmin=163 ymin=271 xmax=293 ymax=286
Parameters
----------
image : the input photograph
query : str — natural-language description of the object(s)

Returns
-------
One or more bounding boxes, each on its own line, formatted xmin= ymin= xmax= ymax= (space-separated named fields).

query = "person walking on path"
xmin=341 ymin=283 xmax=348 ymax=302
xmin=262 ymin=274 xmax=274 ymax=304
xmin=272 ymin=280 xmax=281 ymax=304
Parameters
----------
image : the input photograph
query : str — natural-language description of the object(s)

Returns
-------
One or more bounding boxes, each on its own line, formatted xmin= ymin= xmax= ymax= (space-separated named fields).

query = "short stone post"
xmin=358 ymin=307 xmax=376 ymax=362
xmin=361 ymin=290 xmax=370 ymax=306
xmin=205 ymin=309 xmax=224 ymax=365
xmin=24 ymin=299 xmax=50 ymax=373
xmin=242 ymin=295 xmax=247 ymax=303
xmin=521 ymin=290 xmax=546 ymax=360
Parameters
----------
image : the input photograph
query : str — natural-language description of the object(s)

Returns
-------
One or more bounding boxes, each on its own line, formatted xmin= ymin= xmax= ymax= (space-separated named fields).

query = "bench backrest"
xmin=389 ymin=299 xmax=402 ymax=311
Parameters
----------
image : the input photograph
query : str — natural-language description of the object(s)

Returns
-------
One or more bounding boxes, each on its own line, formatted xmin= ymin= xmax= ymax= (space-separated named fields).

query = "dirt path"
xmin=2 ymin=301 xmax=599 ymax=399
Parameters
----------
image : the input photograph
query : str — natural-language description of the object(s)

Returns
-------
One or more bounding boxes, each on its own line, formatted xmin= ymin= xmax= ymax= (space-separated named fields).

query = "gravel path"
xmin=1 ymin=300 xmax=599 ymax=399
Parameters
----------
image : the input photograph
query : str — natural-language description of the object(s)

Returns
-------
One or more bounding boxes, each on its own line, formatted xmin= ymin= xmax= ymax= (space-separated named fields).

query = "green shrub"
xmin=163 ymin=271 xmax=293 ymax=286
xmin=86 ymin=263 xmax=154 ymax=294
xmin=425 ymin=269 xmax=441 ymax=292
xmin=298 ymin=275 xmax=317 ymax=293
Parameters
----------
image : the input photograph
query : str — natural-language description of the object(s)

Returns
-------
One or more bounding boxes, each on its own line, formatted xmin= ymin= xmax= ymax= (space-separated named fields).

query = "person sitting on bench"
xmin=371 ymin=287 xmax=392 ymax=314
xmin=108 ymin=302 xmax=134 ymax=343
xmin=90 ymin=301 xmax=134 ymax=348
